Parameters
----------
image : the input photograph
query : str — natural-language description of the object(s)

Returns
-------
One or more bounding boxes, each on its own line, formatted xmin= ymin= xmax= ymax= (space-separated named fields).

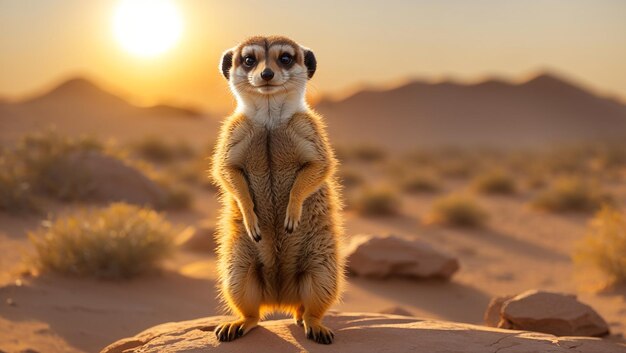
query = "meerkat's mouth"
xmin=255 ymin=84 xmax=283 ymax=94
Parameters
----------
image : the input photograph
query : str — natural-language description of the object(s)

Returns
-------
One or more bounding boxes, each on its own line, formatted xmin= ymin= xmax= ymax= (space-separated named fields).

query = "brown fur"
xmin=211 ymin=36 xmax=344 ymax=345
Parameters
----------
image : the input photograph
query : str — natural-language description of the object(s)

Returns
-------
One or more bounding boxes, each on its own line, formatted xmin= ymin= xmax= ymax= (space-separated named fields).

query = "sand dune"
xmin=316 ymin=73 xmax=626 ymax=149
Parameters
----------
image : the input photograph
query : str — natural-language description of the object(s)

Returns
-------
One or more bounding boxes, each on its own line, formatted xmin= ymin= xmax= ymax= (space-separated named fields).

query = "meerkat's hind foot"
xmin=215 ymin=318 xmax=258 ymax=342
xmin=304 ymin=322 xmax=335 ymax=345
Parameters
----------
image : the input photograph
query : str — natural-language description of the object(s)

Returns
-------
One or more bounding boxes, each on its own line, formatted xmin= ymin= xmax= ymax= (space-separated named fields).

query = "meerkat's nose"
xmin=260 ymin=68 xmax=274 ymax=81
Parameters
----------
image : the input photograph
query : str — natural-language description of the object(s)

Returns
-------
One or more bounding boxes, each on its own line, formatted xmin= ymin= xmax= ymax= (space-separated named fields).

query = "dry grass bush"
xmin=344 ymin=144 xmax=387 ymax=163
xmin=151 ymin=174 xmax=194 ymax=210
xmin=0 ymin=154 xmax=39 ymax=212
xmin=337 ymin=167 xmax=365 ymax=189
xmin=401 ymin=171 xmax=441 ymax=193
xmin=532 ymin=177 xmax=612 ymax=213
xmin=131 ymin=135 xmax=195 ymax=163
xmin=574 ymin=207 xmax=626 ymax=284
xmin=472 ymin=169 xmax=517 ymax=195
xmin=353 ymin=187 xmax=401 ymax=216
xmin=8 ymin=130 xmax=103 ymax=201
xmin=29 ymin=203 xmax=175 ymax=279
xmin=427 ymin=193 xmax=488 ymax=227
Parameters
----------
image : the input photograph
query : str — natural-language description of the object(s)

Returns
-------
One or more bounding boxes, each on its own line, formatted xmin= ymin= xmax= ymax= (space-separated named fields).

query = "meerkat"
xmin=211 ymin=36 xmax=344 ymax=345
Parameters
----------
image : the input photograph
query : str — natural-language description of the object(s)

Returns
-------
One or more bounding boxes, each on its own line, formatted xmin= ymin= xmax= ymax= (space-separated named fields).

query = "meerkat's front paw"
xmin=284 ymin=201 xmax=302 ymax=233
xmin=243 ymin=212 xmax=261 ymax=242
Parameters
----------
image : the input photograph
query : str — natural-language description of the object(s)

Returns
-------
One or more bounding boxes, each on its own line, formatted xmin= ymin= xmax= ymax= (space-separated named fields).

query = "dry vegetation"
xmin=353 ymin=187 xmax=401 ymax=216
xmin=401 ymin=171 xmax=441 ymax=193
xmin=339 ymin=144 xmax=387 ymax=163
xmin=130 ymin=135 xmax=195 ymax=163
xmin=472 ymin=169 xmax=516 ymax=195
xmin=0 ymin=130 xmax=202 ymax=212
xmin=0 ymin=153 xmax=39 ymax=212
xmin=29 ymin=203 xmax=175 ymax=279
xmin=574 ymin=207 xmax=626 ymax=284
xmin=9 ymin=130 xmax=104 ymax=201
xmin=426 ymin=193 xmax=488 ymax=228
xmin=532 ymin=177 xmax=612 ymax=213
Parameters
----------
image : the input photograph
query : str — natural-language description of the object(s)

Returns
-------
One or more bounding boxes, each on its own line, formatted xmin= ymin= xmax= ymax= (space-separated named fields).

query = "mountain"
xmin=315 ymin=72 xmax=626 ymax=149
xmin=0 ymin=77 xmax=218 ymax=147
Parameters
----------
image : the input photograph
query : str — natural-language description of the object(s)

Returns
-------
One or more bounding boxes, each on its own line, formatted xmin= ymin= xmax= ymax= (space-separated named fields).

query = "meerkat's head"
xmin=220 ymin=36 xmax=316 ymax=99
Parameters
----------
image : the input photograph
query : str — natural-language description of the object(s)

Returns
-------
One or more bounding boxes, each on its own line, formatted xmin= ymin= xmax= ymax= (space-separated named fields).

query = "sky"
xmin=1 ymin=0 xmax=626 ymax=113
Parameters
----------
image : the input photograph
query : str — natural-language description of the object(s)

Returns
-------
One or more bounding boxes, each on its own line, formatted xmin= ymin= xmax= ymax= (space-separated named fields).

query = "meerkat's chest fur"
xmin=236 ymin=91 xmax=308 ymax=129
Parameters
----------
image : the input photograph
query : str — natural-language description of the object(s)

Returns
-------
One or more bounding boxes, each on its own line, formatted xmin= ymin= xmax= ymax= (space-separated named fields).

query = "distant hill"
xmin=0 ymin=77 xmax=218 ymax=147
xmin=3 ymin=72 xmax=625 ymax=150
xmin=315 ymin=72 xmax=626 ymax=149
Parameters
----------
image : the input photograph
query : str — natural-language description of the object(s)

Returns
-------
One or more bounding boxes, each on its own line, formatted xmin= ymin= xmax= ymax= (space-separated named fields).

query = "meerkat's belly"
xmin=238 ymin=125 xmax=330 ymax=302
xmin=243 ymin=127 xmax=301 ymax=232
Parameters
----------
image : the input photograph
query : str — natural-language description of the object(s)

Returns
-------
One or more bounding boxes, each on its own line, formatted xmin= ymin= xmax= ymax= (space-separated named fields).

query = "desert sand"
xmin=1 ymin=75 xmax=626 ymax=352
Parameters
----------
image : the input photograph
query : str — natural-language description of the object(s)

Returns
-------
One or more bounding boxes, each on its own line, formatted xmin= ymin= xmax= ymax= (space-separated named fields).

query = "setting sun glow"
xmin=113 ymin=0 xmax=183 ymax=58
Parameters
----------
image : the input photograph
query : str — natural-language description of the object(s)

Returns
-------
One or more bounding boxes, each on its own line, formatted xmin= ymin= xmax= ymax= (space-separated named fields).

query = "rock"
xmin=50 ymin=151 xmax=167 ymax=207
xmin=484 ymin=294 xmax=514 ymax=327
xmin=176 ymin=222 xmax=216 ymax=253
xmin=100 ymin=312 xmax=626 ymax=353
xmin=485 ymin=290 xmax=610 ymax=337
xmin=346 ymin=234 xmax=459 ymax=279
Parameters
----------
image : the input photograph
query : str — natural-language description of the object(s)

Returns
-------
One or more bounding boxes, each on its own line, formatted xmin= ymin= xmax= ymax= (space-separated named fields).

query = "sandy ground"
xmin=1 ymin=174 xmax=626 ymax=353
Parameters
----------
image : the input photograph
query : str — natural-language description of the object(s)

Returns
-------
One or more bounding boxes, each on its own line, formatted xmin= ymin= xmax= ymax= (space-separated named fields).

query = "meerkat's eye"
xmin=243 ymin=56 xmax=256 ymax=67
xmin=279 ymin=53 xmax=293 ymax=66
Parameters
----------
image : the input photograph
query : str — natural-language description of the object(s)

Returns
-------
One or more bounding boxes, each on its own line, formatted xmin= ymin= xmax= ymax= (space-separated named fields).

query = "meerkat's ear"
xmin=302 ymin=48 xmax=317 ymax=79
xmin=220 ymin=50 xmax=234 ymax=80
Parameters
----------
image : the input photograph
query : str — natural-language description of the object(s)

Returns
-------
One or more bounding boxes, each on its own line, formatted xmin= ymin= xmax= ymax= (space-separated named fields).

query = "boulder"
xmin=346 ymin=234 xmax=459 ymax=279
xmin=50 ymin=151 xmax=167 ymax=207
xmin=100 ymin=312 xmax=625 ymax=353
xmin=485 ymin=290 xmax=610 ymax=337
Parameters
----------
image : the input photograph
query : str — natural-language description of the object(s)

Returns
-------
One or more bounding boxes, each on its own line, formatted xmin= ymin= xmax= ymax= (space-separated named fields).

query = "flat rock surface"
xmin=101 ymin=312 xmax=625 ymax=353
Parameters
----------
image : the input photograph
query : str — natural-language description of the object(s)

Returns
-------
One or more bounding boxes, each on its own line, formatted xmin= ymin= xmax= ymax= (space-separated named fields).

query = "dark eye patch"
xmin=243 ymin=55 xmax=256 ymax=68
xmin=279 ymin=53 xmax=294 ymax=67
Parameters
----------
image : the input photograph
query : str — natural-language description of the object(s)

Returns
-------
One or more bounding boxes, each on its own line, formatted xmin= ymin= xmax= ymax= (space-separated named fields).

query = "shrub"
xmin=152 ymin=174 xmax=194 ymax=210
xmin=338 ymin=168 xmax=364 ymax=189
xmin=11 ymin=130 xmax=103 ymax=201
xmin=401 ymin=171 xmax=441 ymax=193
xmin=131 ymin=136 xmax=195 ymax=163
xmin=348 ymin=144 xmax=387 ymax=163
xmin=0 ymin=154 xmax=39 ymax=212
xmin=162 ymin=184 xmax=194 ymax=210
xmin=532 ymin=177 xmax=611 ymax=213
xmin=29 ymin=203 xmax=175 ymax=279
xmin=472 ymin=170 xmax=516 ymax=195
xmin=427 ymin=193 xmax=488 ymax=227
xmin=353 ymin=187 xmax=400 ymax=216
xmin=573 ymin=207 xmax=626 ymax=284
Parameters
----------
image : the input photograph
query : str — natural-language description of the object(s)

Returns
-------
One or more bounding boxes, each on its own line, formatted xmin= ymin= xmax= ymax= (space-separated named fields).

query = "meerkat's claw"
xmin=305 ymin=323 xmax=334 ymax=345
xmin=284 ymin=203 xmax=301 ymax=233
xmin=244 ymin=215 xmax=262 ymax=242
xmin=215 ymin=319 xmax=258 ymax=342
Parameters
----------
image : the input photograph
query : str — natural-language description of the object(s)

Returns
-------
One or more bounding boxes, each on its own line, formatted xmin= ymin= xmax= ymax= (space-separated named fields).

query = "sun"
xmin=113 ymin=0 xmax=183 ymax=58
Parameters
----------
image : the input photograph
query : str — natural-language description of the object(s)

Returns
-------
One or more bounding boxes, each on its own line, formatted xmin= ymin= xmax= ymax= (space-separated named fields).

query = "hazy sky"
xmin=1 ymin=0 xmax=625 ymax=112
